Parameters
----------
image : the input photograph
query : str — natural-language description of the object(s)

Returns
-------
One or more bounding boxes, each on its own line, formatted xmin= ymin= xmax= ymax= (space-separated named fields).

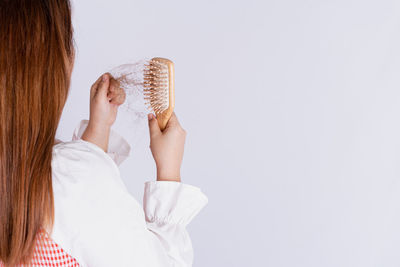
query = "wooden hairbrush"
xmin=143 ymin=57 xmax=175 ymax=131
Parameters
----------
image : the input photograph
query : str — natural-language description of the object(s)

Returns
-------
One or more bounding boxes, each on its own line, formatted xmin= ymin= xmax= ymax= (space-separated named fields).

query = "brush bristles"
xmin=143 ymin=59 xmax=170 ymax=114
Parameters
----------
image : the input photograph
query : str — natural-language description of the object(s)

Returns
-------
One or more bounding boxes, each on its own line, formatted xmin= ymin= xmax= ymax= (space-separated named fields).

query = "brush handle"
xmin=157 ymin=109 xmax=174 ymax=131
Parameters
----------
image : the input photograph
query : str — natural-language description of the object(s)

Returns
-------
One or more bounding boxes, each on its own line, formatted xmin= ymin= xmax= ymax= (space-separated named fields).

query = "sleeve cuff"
xmin=72 ymin=119 xmax=131 ymax=166
xmin=143 ymin=181 xmax=208 ymax=226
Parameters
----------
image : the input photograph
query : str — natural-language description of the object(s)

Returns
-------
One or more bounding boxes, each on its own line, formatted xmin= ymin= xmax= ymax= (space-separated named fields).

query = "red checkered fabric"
xmin=0 ymin=228 xmax=81 ymax=267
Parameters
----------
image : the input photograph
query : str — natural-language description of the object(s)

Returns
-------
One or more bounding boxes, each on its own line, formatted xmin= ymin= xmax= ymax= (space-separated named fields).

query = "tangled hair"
xmin=0 ymin=0 xmax=74 ymax=265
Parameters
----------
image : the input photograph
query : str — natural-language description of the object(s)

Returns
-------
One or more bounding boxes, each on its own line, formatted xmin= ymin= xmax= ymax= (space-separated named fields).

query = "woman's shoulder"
xmin=51 ymin=138 xmax=130 ymax=202
xmin=53 ymin=138 xmax=117 ymax=167
xmin=51 ymin=119 xmax=132 ymax=196
xmin=52 ymin=139 xmax=120 ymax=181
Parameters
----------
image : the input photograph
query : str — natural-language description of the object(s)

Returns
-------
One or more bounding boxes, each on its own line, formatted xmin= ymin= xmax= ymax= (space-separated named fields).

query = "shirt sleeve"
xmin=59 ymin=119 xmax=208 ymax=267
xmin=143 ymin=181 xmax=208 ymax=267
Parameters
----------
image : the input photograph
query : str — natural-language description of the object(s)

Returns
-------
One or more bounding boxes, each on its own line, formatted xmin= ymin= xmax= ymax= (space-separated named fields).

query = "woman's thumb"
xmin=148 ymin=113 xmax=161 ymax=136
xmin=97 ymin=73 xmax=110 ymax=98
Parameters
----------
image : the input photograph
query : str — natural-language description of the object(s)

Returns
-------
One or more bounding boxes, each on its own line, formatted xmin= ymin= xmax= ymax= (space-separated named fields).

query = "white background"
xmin=58 ymin=0 xmax=400 ymax=266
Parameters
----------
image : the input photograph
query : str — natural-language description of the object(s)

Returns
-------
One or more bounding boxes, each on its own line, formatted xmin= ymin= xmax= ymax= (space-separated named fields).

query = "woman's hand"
xmin=148 ymin=112 xmax=186 ymax=182
xmin=88 ymin=73 xmax=125 ymax=128
xmin=82 ymin=73 xmax=126 ymax=152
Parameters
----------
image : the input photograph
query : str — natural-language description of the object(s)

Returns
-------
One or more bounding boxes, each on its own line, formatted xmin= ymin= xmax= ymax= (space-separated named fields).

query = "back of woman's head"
xmin=0 ymin=0 xmax=74 ymax=265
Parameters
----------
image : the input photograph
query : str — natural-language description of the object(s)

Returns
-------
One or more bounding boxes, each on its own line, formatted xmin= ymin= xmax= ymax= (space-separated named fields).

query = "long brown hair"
xmin=0 ymin=0 xmax=74 ymax=265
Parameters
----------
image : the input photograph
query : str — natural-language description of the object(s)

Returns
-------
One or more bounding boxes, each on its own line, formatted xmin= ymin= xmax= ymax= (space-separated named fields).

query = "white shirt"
xmin=50 ymin=119 xmax=208 ymax=267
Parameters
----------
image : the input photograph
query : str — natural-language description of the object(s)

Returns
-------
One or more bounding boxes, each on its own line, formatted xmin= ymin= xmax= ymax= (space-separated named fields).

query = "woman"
xmin=0 ymin=0 xmax=208 ymax=266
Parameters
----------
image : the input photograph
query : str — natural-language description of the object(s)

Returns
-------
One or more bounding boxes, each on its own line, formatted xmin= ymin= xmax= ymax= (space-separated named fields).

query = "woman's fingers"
xmin=107 ymin=78 xmax=126 ymax=105
xmin=90 ymin=73 xmax=110 ymax=100
xmin=165 ymin=112 xmax=183 ymax=130
xmin=96 ymin=73 xmax=110 ymax=98
xmin=90 ymin=73 xmax=126 ymax=105
xmin=168 ymin=112 xmax=179 ymax=125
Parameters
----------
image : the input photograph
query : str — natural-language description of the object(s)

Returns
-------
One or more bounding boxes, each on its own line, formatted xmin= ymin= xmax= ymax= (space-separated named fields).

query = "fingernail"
xmin=148 ymin=113 xmax=153 ymax=120
xmin=102 ymin=74 xmax=108 ymax=82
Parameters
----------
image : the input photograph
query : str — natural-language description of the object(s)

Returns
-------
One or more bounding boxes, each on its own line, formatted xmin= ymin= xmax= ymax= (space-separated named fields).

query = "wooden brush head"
xmin=143 ymin=57 xmax=175 ymax=131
